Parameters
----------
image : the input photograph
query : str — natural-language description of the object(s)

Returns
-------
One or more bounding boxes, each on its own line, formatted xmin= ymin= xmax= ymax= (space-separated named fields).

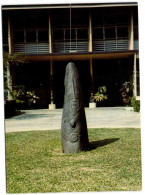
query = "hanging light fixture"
xmin=70 ymin=3 xmax=71 ymax=52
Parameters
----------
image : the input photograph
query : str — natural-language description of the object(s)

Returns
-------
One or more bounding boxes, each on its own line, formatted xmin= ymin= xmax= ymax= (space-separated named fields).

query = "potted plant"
xmin=93 ymin=86 xmax=108 ymax=106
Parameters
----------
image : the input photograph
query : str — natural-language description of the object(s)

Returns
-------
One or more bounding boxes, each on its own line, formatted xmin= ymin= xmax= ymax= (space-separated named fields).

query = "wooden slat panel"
xmin=53 ymin=41 xmax=88 ymax=53
xmin=93 ymin=40 xmax=129 ymax=52
xmin=134 ymin=40 xmax=139 ymax=50
xmin=14 ymin=43 xmax=49 ymax=54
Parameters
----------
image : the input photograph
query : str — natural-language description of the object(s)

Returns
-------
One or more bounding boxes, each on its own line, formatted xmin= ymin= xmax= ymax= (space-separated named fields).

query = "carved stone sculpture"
xmin=61 ymin=62 xmax=89 ymax=153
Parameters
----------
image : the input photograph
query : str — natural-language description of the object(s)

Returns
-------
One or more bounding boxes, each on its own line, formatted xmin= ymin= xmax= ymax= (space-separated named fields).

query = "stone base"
xmin=49 ymin=104 xmax=56 ymax=110
xmin=89 ymin=102 xmax=96 ymax=108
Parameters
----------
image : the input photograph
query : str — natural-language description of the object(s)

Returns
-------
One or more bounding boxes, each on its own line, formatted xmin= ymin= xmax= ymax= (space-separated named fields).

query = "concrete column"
xmin=48 ymin=14 xmax=52 ymax=53
xmin=133 ymin=53 xmax=137 ymax=97
xmin=88 ymin=10 xmax=92 ymax=52
xmin=136 ymin=54 xmax=140 ymax=100
xmin=8 ymin=16 xmax=14 ymax=55
xmin=49 ymin=60 xmax=56 ymax=109
xmin=129 ymin=10 xmax=134 ymax=50
xmin=89 ymin=58 xmax=96 ymax=108
xmin=90 ymin=58 xmax=93 ymax=77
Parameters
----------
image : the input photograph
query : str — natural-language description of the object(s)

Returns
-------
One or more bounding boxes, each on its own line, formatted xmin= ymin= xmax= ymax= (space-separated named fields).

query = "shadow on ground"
xmin=89 ymin=138 xmax=119 ymax=150
xmin=5 ymin=110 xmax=25 ymax=119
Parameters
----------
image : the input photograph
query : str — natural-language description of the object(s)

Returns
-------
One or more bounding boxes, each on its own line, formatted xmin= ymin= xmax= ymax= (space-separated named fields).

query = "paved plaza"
xmin=5 ymin=107 xmax=141 ymax=133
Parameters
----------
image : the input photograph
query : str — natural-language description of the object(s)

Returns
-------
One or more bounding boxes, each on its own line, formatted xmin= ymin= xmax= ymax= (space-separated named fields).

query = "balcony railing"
xmin=53 ymin=41 xmax=88 ymax=53
xmin=14 ymin=43 xmax=49 ymax=54
xmin=134 ymin=40 xmax=139 ymax=50
xmin=13 ymin=39 xmax=138 ymax=54
xmin=93 ymin=40 xmax=129 ymax=52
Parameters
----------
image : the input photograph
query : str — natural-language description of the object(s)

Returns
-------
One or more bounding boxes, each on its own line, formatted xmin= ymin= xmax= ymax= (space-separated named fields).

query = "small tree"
xmin=3 ymin=52 xmax=28 ymax=100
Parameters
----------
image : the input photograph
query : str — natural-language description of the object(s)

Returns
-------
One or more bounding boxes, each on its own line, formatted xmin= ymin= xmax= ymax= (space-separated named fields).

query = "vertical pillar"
xmin=90 ymin=58 xmax=94 ymax=100
xmin=88 ymin=9 xmax=92 ymax=52
xmin=48 ymin=14 xmax=52 ymax=53
xmin=136 ymin=54 xmax=140 ymax=100
xmin=49 ymin=60 xmax=56 ymax=109
xmin=89 ymin=58 xmax=96 ymax=108
xmin=129 ymin=10 xmax=134 ymax=50
xmin=7 ymin=16 xmax=13 ymax=100
xmin=8 ymin=16 xmax=14 ymax=55
xmin=133 ymin=53 xmax=137 ymax=97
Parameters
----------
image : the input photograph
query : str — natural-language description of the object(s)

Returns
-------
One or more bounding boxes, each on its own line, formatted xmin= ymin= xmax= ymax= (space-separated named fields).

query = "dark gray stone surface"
xmin=61 ymin=62 xmax=89 ymax=153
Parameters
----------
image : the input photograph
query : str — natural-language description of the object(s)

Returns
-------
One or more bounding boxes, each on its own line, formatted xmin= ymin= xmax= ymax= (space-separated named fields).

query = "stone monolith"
xmin=61 ymin=62 xmax=89 ymax=153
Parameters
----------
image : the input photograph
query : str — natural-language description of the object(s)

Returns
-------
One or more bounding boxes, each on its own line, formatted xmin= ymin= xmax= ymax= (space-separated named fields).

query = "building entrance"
xmin=14 ymin=58 xmax=133 ymax=109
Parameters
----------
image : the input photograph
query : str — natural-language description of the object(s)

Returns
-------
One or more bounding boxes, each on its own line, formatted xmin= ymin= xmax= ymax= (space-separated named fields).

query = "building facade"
xmin=2 ymin=3 xmax=140 ymax=108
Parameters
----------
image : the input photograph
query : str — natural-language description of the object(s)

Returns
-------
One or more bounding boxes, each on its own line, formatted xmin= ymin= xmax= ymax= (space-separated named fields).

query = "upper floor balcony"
xmin=12 ymin=27 xmax=139 ymax=54
xmin=3 ymin=6 xmax=139 ymax=55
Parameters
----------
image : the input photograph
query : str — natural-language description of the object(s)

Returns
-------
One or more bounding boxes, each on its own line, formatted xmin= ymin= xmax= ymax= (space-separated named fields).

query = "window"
xmin=117 ymin=27 xmax=128 ymax=39
xmin=105 ymin=27 xmax=116 ymax=39
xmin=25 ymin=17 xmax=36 ymax=29
xmin=72 ymin=10 xmax=88 ymax=26
xmin=116 ymin=15 xmax=129 ymax=25
xmin=53 ymin=30 xmax=64 ymax=41
xmin=65 ymin=29 xmax=76 ymax=41
xmin=71 ymin=29 xmax=76 ymax=41
xmin=26 ymin=31 xmax=36 ymax=42
xmin=51 ymin=11 xmax=69 ymax=28
xmin=14 ymin=31 xmax=24 ymax=43
xmin=104 ymin=15 xmax=116 ymax=25
xmin=38 ymin=30 xmax=48 ymax=42
xmin=12 ymin=17 xmax=25 ymax=30
xmin=93 ymin=26 xmax=129 ymax=41
xmin=93 ymin=28 xmax=103 ymax=40
xmin=77 ymin=29 xmax=88 ymax=40
xmin=37 ymin=16 xmax=48 ymax=28
xmin=65 ymin=30 xmax=70 ymax=41
xmin=92 ymin=14 xmax=104 ymax=26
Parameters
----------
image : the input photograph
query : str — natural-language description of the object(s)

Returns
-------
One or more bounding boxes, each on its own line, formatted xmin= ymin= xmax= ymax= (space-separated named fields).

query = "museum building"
xmin=2 ymin=2 xmax=140 ymax=108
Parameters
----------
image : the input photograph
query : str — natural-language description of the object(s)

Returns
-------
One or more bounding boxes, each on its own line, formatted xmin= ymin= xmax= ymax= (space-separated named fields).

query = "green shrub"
xmin=131 ymin=97 xmax=140 ymax=112
xmin=12 ymin=85 xmax=39 ymax=108
xmin=119 ymin=81 xmax=133 ymax=106
xmin=94 ymin=86 xmax=108 ymax=102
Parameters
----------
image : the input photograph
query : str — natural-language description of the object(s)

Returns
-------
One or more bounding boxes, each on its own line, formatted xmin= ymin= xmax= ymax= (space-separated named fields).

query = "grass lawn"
xmin=6 ymin=128 xmax=142 ymax=193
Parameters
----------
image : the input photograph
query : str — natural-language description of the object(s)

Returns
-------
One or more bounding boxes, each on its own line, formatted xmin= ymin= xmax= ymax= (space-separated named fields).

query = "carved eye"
xmin=70 ymin=119 xmax=76 ymax=128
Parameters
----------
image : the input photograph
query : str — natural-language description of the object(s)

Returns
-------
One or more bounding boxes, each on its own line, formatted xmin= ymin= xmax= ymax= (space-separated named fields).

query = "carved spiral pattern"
xmin=69 ymin=133 xmax=78 ymax=142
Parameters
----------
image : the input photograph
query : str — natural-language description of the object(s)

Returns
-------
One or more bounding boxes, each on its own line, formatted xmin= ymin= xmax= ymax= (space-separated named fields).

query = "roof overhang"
xmin=25 ymin=50 xmax=138 ymax=62
xmin=2 ymin=2 xmax=138 ymax=10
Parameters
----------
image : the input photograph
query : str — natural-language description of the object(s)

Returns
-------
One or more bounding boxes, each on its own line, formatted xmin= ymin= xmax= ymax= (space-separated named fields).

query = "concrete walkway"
xmin=5 ymin=107 xmax=141 ymax=133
